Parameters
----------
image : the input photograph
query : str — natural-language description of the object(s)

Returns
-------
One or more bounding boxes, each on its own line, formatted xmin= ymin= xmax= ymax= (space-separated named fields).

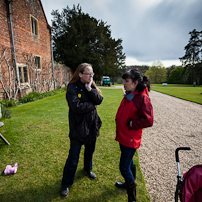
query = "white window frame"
xmin=17 ymin=64 xmax=29 ymax=84
xmin=30 ymin=15 xmax=39 ymax=36
xmin=34 ymin=56 xmax=41 ymax=70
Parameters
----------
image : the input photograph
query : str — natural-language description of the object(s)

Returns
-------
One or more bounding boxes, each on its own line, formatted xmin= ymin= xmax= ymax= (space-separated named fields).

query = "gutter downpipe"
xmin=7 ymin=0 xmax=20 ymax=93
xmin=50 ymin=28 xmax=55 ymax=89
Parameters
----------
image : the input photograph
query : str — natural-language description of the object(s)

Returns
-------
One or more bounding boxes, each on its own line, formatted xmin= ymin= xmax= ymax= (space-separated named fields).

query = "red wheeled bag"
xmin=175 ymin=147 xmax=202 ymax=202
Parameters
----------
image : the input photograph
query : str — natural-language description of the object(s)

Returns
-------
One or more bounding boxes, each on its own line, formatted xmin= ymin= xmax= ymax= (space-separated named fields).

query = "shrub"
xmin=116 ymin=77 xmax=123 ymax=84
xmin=19 ymin=87 xmax=66 ymax=104
xmin=19 ymin=92 xmax=41 ymax=103
xmin=1 ymin=105 xmax=12 ymax=119
xmin=0 ymin=99 xmax=18 ymax=107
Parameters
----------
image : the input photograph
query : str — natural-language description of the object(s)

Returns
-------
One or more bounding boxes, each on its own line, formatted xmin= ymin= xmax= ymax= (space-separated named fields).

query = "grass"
xmin=0 ymin=88 xmax=150 ymax=202
xmin=151 ymin=84 xmax=202 ymax=104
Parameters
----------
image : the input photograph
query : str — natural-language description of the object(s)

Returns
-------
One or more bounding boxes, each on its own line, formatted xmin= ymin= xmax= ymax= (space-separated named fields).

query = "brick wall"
xmin=0 ymin=0 xmax=69 ymax=100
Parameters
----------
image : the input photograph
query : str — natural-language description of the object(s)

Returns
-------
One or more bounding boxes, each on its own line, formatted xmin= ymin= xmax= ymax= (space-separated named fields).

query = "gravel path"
xmin=138 ymin=90 xmax=202 ymax=201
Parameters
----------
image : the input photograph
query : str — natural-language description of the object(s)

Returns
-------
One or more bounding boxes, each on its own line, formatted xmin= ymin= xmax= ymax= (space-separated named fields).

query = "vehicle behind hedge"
xmin=102 ymin=76 xmax=111 ymax=86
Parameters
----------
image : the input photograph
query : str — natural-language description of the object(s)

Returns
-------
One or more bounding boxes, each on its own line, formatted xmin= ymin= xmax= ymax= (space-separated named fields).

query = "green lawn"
xmin=0 ymin=88 xmax=149 ymax=202
xmin=151 ymin=84 xmax=202 ymax=104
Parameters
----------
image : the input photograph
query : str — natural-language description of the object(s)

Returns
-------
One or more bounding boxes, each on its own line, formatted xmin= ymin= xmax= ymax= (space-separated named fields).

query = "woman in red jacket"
xmin=115 ymin=69 xmax=153 ymax=202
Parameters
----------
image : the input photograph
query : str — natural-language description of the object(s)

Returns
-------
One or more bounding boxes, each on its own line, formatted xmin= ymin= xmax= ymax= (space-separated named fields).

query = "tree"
xmin=102 ymin=38 xmax=126 ymax=84
xmin=127 ymin=65 xmax=149 ymax=75
xmin=180 ymin=29 xmax=202 ymax=85
xmin=145 ymin=61 xmax=167 ymax=84
xmin=166 ymin=65 xmax=176 ymax=79
xmin=51 ymin=4 xmax=125 ymax=80
xmin=167 ymin=66 xmax=184 ymax=84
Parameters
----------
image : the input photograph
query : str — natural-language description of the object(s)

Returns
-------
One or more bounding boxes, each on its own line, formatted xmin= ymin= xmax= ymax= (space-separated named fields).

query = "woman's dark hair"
xmin=122 ymin=68 xmax=150 ymax=92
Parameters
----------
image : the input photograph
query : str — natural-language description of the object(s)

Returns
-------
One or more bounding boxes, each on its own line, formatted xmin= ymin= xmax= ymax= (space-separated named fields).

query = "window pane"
xmin=34 ymin=57 xmax=40 ymax=69
xmin=23 ymin=67 xmax=28 ymax=82
xmin=31 ymin=17 xmax=38 ymax=35
xmin=19 ymin=67 xmax=22 ymax=83
xmin=31 ymin=18 xmax=34 ymax=34
xmin=34 ymin=20 xmax=37 ymax=34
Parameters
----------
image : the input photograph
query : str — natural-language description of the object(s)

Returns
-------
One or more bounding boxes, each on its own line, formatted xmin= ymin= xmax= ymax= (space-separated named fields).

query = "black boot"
xmin=115 ymin=165 xmax=136 ymax=189
xmin=131 ymin=165 xmax=136 ymax=180
xmin=61 ymin=187 xmax=69 ymax=197
xmin=126 ymin=182 xmax=137 ymax=202
xmin=115 ymin=181 xmax=126 ymax=188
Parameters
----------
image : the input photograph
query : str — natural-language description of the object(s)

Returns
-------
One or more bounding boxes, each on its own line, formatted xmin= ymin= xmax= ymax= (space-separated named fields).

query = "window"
xmin=18 ymin=65 xmax=29 ymax=83
xmin=34 ymin=56 xmax=41 ymax=69
xmin=31 ymin=15 xmax=38 ymax=36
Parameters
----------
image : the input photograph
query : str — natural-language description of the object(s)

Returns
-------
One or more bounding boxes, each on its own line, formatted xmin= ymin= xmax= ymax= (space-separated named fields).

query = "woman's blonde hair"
xmin=67 ymin=63 xmax=102 ymax=95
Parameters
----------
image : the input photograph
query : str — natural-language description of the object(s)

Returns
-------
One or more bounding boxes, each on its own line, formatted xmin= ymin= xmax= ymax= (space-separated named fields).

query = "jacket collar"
xmin=76 ymin=79 xmax=86 ymax=90
xmin=124 ymin=89 xmax=148 ymax=101
xmin=124 ymin=91 xmax=138 ymax=101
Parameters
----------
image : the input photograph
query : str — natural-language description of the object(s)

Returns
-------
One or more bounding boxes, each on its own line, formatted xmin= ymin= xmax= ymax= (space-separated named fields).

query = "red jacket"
xmin=115 ymin=88 xmax=153 ymax=149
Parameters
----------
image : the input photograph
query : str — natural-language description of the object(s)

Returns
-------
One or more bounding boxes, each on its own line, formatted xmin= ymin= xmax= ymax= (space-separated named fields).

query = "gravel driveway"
xmin=138 ymin=90 xmax=202 ymax=202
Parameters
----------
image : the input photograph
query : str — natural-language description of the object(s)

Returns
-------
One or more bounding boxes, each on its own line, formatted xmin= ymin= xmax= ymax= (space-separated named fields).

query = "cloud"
xmin=125 ymin=56 xmax=181 ymax=67
xmin=41 ymin=0 xmax=202 ymax=67
xmin=123 ymin=0 xmax=202 ymax=62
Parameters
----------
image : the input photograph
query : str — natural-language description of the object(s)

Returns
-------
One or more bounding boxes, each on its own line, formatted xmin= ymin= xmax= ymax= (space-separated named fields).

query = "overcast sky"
xmin=41 ymin=0 xmax=202 ymax=67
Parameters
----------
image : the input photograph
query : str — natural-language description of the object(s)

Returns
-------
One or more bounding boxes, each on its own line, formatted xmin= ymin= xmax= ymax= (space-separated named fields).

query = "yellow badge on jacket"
xmin=78 ymin=94 xmax=81 ymax=98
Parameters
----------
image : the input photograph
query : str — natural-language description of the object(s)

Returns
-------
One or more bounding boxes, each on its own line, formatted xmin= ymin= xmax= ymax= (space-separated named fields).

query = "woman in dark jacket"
xmin=61 ymin=63 xmax=103 ymax=197
xmin=115 ymin=69 xmax=153 ymax=202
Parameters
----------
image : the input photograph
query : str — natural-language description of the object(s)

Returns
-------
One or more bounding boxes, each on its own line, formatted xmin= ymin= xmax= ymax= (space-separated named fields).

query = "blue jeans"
xmin=119 ymin=143 xmax=136 ymax=184
xmin=62 ymin=138 xmax=96 ymax=188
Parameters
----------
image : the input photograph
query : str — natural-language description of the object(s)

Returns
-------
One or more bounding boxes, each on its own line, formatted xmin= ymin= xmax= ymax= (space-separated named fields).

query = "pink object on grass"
xmin=4 ymin=162 xmax=18 ymax=175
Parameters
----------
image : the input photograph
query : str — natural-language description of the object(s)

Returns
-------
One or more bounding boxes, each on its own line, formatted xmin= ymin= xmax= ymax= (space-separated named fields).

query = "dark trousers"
xmin=62 ymin=138 xmax=96 ymax=188
xmin=119 ymin=143 xmax=136 ymax=184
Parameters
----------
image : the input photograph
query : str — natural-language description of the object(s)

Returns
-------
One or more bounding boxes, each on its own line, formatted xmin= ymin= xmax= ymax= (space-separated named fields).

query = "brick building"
xmin=0 ymin=0 xmax=69 ymax=100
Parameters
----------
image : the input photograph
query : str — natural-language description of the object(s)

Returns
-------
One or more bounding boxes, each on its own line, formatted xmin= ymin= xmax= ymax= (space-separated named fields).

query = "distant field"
xmin=151 ymin=84 xmax=202 ymax=104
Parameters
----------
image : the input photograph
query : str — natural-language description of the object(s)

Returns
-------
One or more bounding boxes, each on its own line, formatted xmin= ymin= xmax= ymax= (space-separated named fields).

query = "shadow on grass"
xmin=0 ymin=179 xmax=62 ymax=202
xmin=69 ymin=169 xmax=126 ymax=202
xmin=66 ymin=187 xmax=125 ymax=202
xmin=0 ymin=169 xmax=126 ymax=202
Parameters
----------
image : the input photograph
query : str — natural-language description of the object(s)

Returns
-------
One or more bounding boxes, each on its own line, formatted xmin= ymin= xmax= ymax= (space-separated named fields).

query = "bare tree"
xmin=0 ymin=48 xmax=69 ymax=101
xmin=22 ymin=53 xmax=53 ymax=92
xmin=0 ymin=48 xmax=18 ymax=100
xmin=41 ymin=59 xmax=54 ymax=92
